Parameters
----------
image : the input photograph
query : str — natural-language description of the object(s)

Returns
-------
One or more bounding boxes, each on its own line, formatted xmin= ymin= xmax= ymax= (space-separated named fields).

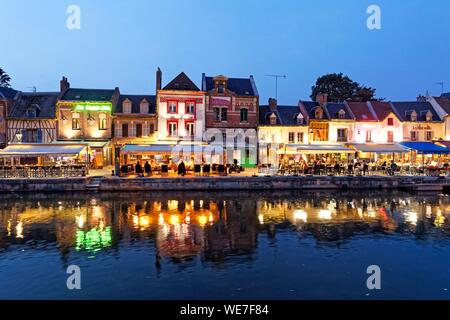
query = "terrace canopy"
xmin=278 ymin=144 xmax=354 ymax=155
xmin=400 ymin=142 xmax=450 ymax=154
xmin=121 ymin=144 xmax=224 ymax=155
xmin=350 ymin=143 xmax=409 ymax=153
xmin=0 ymin=144 xmax=87 ymax=157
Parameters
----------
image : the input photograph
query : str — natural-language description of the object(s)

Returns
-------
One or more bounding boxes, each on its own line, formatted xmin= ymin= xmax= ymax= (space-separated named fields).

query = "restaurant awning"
xmin=51 ymin=140 xmax=109 ymax=148
xmin=0 ymin=144 xmax=87 ymax=157
xmin=400 ymin=142 xmax=450 ymax=154
xmin=277 ymin=144 xmax=354 ymax=155
xmin=121 ymin=144 xmax=223 ymax=155
xmin=436 ymin=141 xmax=450 ymax=149
xmin=350 ymin=143 xmax=409 ymax=153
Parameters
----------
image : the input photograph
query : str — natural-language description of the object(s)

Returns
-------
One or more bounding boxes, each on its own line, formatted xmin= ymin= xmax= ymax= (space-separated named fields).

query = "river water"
xmin=0 ymin=191 xmax=449 ymax=300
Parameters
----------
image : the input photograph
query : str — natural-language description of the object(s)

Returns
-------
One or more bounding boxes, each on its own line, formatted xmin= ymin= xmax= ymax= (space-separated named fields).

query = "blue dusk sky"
xmin=1 ymin=0 xmax=449 ymax=104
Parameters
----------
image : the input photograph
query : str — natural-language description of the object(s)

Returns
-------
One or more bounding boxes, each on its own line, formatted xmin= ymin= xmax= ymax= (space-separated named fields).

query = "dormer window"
xmin=269 ymin=113 xmax=277 ymax=125
xmin=218 ymin=83 xmax=224 ymax=94
xmin=140 ymin=100 xmax=149 ymax=114
xmin=315 ymin=107 xmax=323 ymax=119
xmin=297 ymin=113 xmax=304 ymax=125
xmin=409 ymin=110 xmax=417 ymax=122
xmin=27 ymin=107 xmax=37 ymax=118
xmin=338 ymin=109 xmax=346 ymax=119
xmin=123 ymin=99 xmax=132 ymax=114
xmin=426 ymin=111 xmax=433 ymax=121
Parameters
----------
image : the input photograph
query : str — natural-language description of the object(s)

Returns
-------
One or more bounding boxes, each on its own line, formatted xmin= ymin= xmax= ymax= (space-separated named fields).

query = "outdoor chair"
xmin=218 ymin=165 xmax=226 ymax=176
xmin=161 ymin=165 xmax=169 ymax=177
xmin=194 ymin=164 xmax=201 ymax=176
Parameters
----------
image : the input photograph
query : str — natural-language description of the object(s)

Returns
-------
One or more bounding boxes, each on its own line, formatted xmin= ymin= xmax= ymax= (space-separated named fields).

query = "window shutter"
xmin=143 ymin=122 xmax=148 ymax=136
xmin=115 ymin=122 xmax=122 ymax=137
xmin=37 ymin=129 xmax=43 ymax=143
xmin=131 ymin=123 xmax=136 ymax=137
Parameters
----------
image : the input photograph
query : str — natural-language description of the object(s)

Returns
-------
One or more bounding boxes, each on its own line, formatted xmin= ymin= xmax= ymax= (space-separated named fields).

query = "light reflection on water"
xmin=1 ymin=191 xmax=450 ymax=299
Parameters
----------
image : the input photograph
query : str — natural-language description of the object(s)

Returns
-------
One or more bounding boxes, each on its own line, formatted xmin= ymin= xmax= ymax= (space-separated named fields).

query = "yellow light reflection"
xmin=404 ymin=211 xmax=418 ymax=225
xmin=318 ymin=210 xmax=332 ymax=220
xmin=170 ymin=215 xmax=180 ymax=225
xmin=158 ymin=214 xmax=165 ymax=226
xmin=258 ymin=214 xmax=264 ymax=225
xmin=198 ymin=215 xmax=207 ymax=227
xmin=16 ymin=221 xmax=24 ymax=239
xmin=294 ymin=210 xmax=307 ymax=223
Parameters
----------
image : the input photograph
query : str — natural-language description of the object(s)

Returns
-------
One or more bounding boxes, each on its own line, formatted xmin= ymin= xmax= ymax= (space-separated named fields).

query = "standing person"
xmin=144 ymin=161 xmax=151 ymax=177
xmin=363 ymin=160 xmax=369 ymax=176
xmin=135 ymin=161 xmax=143 ymax=177
xmin=115 ymin=158 xmax=120 ymax=177
xmin=178 ymin=160 xmax=186 ymax=176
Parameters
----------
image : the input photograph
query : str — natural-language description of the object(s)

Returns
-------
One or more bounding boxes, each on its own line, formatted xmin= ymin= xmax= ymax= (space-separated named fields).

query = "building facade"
xmin=0 ymin=87 xmax=18 ymax=148
xmin=156 ymin=70 xmax=205 ymax=143
xmin=113 ymin=94 xmax=157 ymax=160
xmin=7 ymin=92 xmax=58 ymax=144
xmin=57 ymin=77 xmax=119 ymax=167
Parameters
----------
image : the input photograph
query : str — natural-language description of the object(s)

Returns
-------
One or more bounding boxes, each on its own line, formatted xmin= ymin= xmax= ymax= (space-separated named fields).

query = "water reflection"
xmin=1 ymin=191 xmax=450 ymax=263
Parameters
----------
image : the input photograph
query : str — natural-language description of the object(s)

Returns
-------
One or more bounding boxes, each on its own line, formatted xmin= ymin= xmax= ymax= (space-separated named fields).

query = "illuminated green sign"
xmin=74 ymin=103 xmax=112 ymax=113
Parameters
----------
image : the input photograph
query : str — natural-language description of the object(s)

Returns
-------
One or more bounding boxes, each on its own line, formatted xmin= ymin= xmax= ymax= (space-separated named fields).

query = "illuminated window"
xmin=337 ymin=128 xmax=348 ymax=142
xmin=186 ymin=122 xmax=195 ymax=136
xmin=168 ymin=101 xmax=177 ymax=113
xmin=99 ymin=113 xmax=107 ymax=130
xmin=297 ymin=132 xmax=304 ymax=143
xmin=185 ymin=102 xmax=195 ymax=114
xmin=289 ymin=132 xmax=295 ymax=143
xmin=168 ymin=121 xmax=178 ymax=136
xmin=269 ymin=113 xmax=277 ymax=125
xmin=387 ymin=131 xmax=394 ymax=142
xmin=426 ymin=111 xmax=433 ymax=122
xmin=240 ymin=108 xmax=248 ymax=122
xmin=72 ymin=112 xmax=80 ymax=130
xmin=315 ymin=107 xmax=323 ymax=119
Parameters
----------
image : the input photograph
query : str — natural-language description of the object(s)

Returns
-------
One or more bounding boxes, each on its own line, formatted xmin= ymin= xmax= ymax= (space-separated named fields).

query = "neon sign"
xmin=74 ymin=103 xmax=112 ymax=113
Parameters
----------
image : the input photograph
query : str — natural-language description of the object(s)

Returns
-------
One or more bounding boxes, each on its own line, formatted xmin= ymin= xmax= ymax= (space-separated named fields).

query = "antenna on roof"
xmin=27 ymin=86 xmax=37 ymax=93
xmin=265 ymin=74 xmax=286 ymax=100
xmin=436 ymin=81 xmax=444 ymax=95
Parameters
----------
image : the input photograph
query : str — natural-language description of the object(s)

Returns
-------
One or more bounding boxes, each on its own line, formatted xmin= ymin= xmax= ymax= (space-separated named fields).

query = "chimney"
xmin=316 ymin=93 xmax=328 ymax=107
xmin=417 ymin=94 xmax=427 ymax=102
xmin=269 ymin=98 xmax=277 ymax=111
xmin=156 ymin=67 xmax=162 ymax=91
xmin=60 ymin=76 xmax=70 ymax=93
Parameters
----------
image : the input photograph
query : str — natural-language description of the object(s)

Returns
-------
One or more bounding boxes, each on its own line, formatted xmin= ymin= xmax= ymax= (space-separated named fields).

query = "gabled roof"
xmin=391 ymin=101 xmax=441 ymax=121
xmin=163 ymin=72 xmax=199 ymax=91
xmin=115 ymin=95 xmax=156 ymax=114
xmin=259 ymin=105 xmax=306 ymax=126
xmin=300 ymin=101 xmax=329 ymax=120
xmin=369 ymin=101 xmax=395 ymax=121
xmin=203 ymin=76 xmax=257 ymax=96
xmin=346 ymin=101 xmax=377 ymax=121
xmin=434 ymin=97 xmax=450 ymax=114
xmin=0 ymin=87 xmax=18 ymax=100
xmin=325 ymin=102 xmax=354 ymax=120
xmin=8 ymin=92 xmax=58 ymax=119
xmin=61 ymin=88 xmax=115 ymax=102
xmin=442 ymin=92 xmax=450 ymax=99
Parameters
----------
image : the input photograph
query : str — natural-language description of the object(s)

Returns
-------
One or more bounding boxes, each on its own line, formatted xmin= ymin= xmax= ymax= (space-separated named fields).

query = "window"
xmin=186 ymin=122 xmax=195 ymax=136
xmin=297 ymin=114 xmax=304 ymax=125
xmin=185 ymin=102 xmax=195 ymax=114
xmin=426 ymin=111 xmax=433 ymax=122
xmin=22 ymin=129 xmax=42 ymax=143
xmin=387 ymin=131 xmax=394 ymax=143
xmin=289 ymin=132 xmax=295 ymax=143
xmin=315 ymin=108 xmax=323 ymax=119
xmin=269 ymin=113 xmax=277 ymax=125
xmin=99 ymin=113 xmax=107 ymax=130
xmin=426 ymin=131 xmax=433 ymax=141
xmin=214 ymin=108 xmax=220 ymax=121
xmin=221 ymin=108 xmax=228 ymax=121
xmin=410 ymin=131 xmax=418 ymax=141
xmin=366 ymin=130 xmax=372 ymax=143
xmin=387 ymin=118 xmax=394 ymax=126
xmin=72 ymin=112 xmax=80 ymax=130
xmin=140 ymin=101 xmax=149 ymax=114
xmin=123 ymin=100 xmax=132 ymax=114
xmin=297 ymin=132 xmax=304 ymax=143
xmin=240 ymin=108 xmax=248 ymax=122
xmin=218 ymin=84 xmax=224 ymax=94
xmin=338 ymin=109 xmax=346 ymax=119
xmin=337 ymin=128 xmax=348 ymax=142
xmin=410 ymin=111 xmax=417 ymax=122
xmin=122 ymin=123 xmax=129 ymax=138
xmin=136 ymin=124 xmax=143 ymax=137
xmin=168 ymin=121 xmax=178 ymax=136
xmin=27 ymin=107 xmax=37 ymax=118
xmin=168 ymin=101 xmax=177 ymax=113
xmin=149 ymin=124 xmax=155 ymax=135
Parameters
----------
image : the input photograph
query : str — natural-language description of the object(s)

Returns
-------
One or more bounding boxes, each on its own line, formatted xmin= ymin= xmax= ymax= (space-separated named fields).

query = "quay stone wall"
xmin=0 ymin=176 xmax=448 ymax=193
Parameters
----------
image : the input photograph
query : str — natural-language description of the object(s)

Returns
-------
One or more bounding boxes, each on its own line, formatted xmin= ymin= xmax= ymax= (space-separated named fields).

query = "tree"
xmin=0 ymin=68 xmax=11 ymax=88
xmin=310 ymin=73 xmax=380 ymax=102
